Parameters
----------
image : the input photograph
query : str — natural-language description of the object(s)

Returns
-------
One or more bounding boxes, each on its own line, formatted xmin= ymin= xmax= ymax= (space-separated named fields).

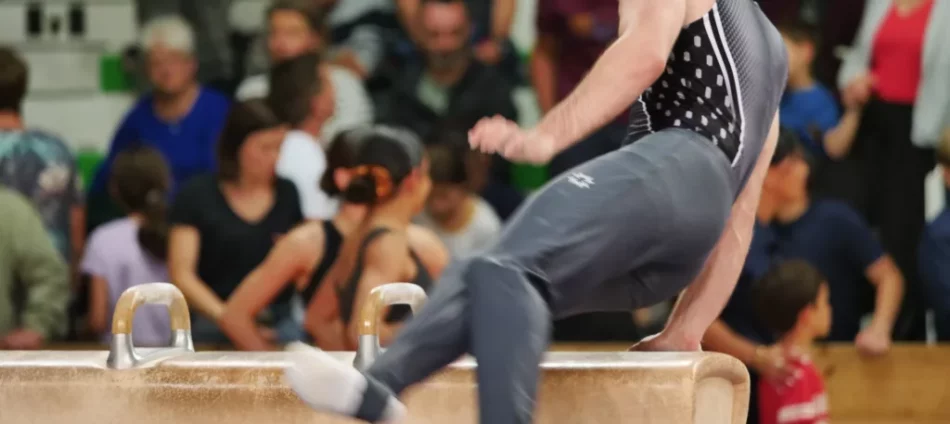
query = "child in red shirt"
xmin=753 ymin=260 xmax=833 ymax=424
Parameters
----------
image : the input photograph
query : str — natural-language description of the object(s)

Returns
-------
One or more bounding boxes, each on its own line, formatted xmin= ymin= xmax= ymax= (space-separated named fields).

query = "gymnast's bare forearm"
xmin=534 ymin=0 xmax=686 ymax=152
xmin=662 ymin=114 xmax=779 ymax=346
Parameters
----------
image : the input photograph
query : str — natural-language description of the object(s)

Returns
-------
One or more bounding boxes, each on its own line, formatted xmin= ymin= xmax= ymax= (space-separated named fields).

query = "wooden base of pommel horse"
xmin=0 ymin=283 xmax=750 ymax=423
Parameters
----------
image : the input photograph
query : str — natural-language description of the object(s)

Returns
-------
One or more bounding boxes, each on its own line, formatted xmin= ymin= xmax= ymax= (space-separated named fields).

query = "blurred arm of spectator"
xmin=822 ymin=105 xmax=862 ymax=160
xmin=473 ymin=0 xmax=515 ymax=65
xmin=703 ymin=320 xmax=797 ymax=382
xmin=530 ymin=31 xmax=558 ymax=113
xmin=332 ymin=26 xmax=385 ymax=79
xmin=406 ymin=225 xmax=451 ymax=277
xmin=835 ymin=0 xmax=881 ymax=109
xmin=305 ymin=268 xmax=347 ymax=351
xmin=857 ymin=256 xmax=902 ymax=355
xmin=0 ymin=190 xmax=69 ymax=349
xmin=834 ymin=206 xmax=903 ymax=355
xmin=167 ymin=183 xmax=227 ymax=321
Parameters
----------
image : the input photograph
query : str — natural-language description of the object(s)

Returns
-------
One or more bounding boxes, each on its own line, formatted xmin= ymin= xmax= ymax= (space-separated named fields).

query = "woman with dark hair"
xmin=167 ymin=99 xmax=304 ymax=344
xmin=306 ymin=126 xmax=444 ymax=350
xmin=218 ymin=128 xmax=448 ymax=350
xmin=81 ymin=145 xmax=173 ymax=346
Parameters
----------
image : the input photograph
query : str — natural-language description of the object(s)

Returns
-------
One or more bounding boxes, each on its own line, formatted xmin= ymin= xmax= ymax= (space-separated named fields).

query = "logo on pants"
xmin=567 ymin=172 xmax=595 ymax=188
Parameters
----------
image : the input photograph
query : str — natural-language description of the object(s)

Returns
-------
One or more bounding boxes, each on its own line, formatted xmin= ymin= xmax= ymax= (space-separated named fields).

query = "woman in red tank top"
xmin=840 ymin=0 xmax=938 ymax=341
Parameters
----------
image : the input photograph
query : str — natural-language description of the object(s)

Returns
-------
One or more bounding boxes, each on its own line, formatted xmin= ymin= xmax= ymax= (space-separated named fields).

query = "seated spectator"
xmin=237 ymin=0 xmax=373 ymax=142
xmin=0 ymin=47 xmax=84 ymax=269
xmin=87 ymin=16 xmax=230 ymax=231
xmin=920 ymin=130 xmax=950 ymax=341
xmin=322 ymin=0 xmax=399 ymax=81
xmin=532 ymin=0 xmax=625 ymax=177
xmin=396 ymin=0 xmax=519 ymax=80
xmin=753 ymin=260 xmax=831 ymax=424
xmin=0 ymin=188 xmax=69 ymax=349
xmin=757 ymin=129 xmax=902 ymax=351
xmin=780 ymin=20 xmax=861 ymax=161
xmin=267 ymin=52 xmax=338 ymax=219
xmin=376 ymin=0 xmax=517 ymax=142
xmin=307 ymin=126 xmax=447 ymax=350
xmin=168 ymin=99 xmax=302 ymax=344
xmin=81 ymin=146 xmax=172 ymax=347
xmin=414 ymin=137 xmax=500 ymax=258
xmin=219 ymin=128 xmax=448 ymax=350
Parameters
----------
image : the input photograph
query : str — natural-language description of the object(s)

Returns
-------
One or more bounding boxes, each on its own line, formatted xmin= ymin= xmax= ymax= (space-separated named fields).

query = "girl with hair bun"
xmin=306 ymin=126 xmax=446 ymax=350
xmin=219 ymin=127 xmax=448 ymax=350
xmin=81 ymin=145 xmax=173 ymax=346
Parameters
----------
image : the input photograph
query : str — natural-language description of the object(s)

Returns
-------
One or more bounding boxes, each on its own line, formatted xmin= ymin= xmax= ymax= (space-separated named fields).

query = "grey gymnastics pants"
xmin=364 ymin=128 xmax=738 ymax=424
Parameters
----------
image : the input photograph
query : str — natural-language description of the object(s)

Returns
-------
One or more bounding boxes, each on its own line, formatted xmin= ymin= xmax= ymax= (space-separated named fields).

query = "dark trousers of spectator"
xmin=855 ymin=99 xmax=935 ymax=341
xmin=547 ymin=121 xmax=626 ymax=178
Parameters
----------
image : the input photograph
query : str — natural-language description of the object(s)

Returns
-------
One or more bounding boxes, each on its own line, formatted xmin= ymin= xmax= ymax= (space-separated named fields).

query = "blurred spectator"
xmin=758 ymin=130 xmax=902 ymax=351
xmin=531 ymin=0 xmax=624 ymax=177
xmin=0 ymin=47 xmax=84 ymax=272
xmin=168 ymin=99 xmax=302 ymax=344
xmin=753 ymin=260 xmax=831 ymax=424
xmin=87 ymin=17 xmax=231 ymax=232
xmin=267 ymin=52 xmax=338 ymax=219
xmin=238 ymin=0 xmax=374 ymax=142
xmin=0 ymin=188 xmax=69 ymax=349
xmin=219 ymin=128 xmax=448 ymax=350
xmin=375 ymin=0 xmax=517 ymax=142
xmin=415 ymin=139 xmax=500 ymax=258
xmin=920 ymin=131 xmax=950 ymax=341
xmin=307 ymin=127 xmax=446 ymax=350
xmin=323 ymin=0 xmax=398 ymax=81
xmin=81 ymin=146 xmax=172 ymax=347
xmin=135 ymin=1 xmax=235 ymax=92
xmin=838 ymin=0 xmax=950 ymax=340
xmin=779 ymin=21 xmax=861 ymax=161
xmin=397 ymin=0 xmax=518 ymax=79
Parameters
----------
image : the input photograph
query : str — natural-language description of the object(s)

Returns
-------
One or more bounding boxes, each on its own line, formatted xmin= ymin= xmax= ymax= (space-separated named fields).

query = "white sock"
xmin=283 ymin=342 xmax=406 ymax=423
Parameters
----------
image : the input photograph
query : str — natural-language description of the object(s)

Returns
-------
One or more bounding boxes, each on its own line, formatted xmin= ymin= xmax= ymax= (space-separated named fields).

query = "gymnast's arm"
xmin=661 ymin=112 xmax=780 ymax=348
xmin=533 ymin=0 xmax=693 ymax=152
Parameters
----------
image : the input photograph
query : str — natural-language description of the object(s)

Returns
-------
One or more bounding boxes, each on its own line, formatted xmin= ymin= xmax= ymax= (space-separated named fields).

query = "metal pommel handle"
xmin=353 ymin=283 xmax=427 ymax=370
xmin=107 ymin=282 xmax=194 ymax=369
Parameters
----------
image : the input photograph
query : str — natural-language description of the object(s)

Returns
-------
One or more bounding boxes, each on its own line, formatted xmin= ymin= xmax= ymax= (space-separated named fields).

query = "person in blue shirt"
xmin=87 ymin=16 xmax=231 ymax=232
xmin=760 ymin=129 xmax=904 ymax=352
xmin=779 ymin=20 xmax=861 ymax=161
xmin=919 ymin=132 xmax=950 ymax=341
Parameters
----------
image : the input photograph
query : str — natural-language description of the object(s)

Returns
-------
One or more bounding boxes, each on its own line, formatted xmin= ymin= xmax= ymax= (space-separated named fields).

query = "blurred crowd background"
xmin=0 ymin=0 xmax=949 ymax=422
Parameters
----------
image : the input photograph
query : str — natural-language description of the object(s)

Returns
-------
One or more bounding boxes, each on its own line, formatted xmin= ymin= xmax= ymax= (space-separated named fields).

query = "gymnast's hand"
xmin=469 ymin=115 xmax=557 ymax=165
xmin=628 ymin=332 xmax=702 ymax=352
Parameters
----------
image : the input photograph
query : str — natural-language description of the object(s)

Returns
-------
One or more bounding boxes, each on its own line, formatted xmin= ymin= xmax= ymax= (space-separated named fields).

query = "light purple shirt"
xmin=81 ymin=217 xmax=171 ymax=346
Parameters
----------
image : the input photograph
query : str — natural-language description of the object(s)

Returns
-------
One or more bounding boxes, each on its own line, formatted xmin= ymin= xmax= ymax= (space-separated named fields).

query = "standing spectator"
xmin=780 ymin=21 xmax=861 ymax=161
xmin=414 ymin=138 xmax=500 ymax=259
xmin=267 ymin=52 xmax=338 ymax=219
xmin=0 ymin=188 xmax=70 ymax=349
xmin=919 ymin=130 xmax=950 ymax=341
xmin=81 ymin=146 xmax=173 ymax=347
xmin=87 ymin=17 xmax=231 ymax=231
xmin=838 ymin=0 xmax=950 ymax=340
xmin=237 ymin=0 xmax=373 ymax=142
xmin=0 ymin=47 xmax=84 ymax=271
xmin=376 ymin=0 xmax=517 ymax=142
xmin=396 ymin=0 xmax=518 ymax=79
xmin=531 ymin=0 xmax=624 ymax=177
xmin=753 ymin=260 xmax=831 ymax=424
xmin=135 ymin=1 xmax=235 ymax=92
xmin=168 ymin=99 xmax=302 ymax=344
xmin=758 ymin=131 xmax=903 ymax=350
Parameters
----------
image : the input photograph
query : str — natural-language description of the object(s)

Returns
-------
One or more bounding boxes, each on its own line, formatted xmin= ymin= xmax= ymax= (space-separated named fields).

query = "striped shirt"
xmin=626 ymin=0 xmax=788 ymax=191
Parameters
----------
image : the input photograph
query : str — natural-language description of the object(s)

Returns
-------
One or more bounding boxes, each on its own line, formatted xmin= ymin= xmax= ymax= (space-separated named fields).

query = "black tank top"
xmin=300 ymin=220 xmax=343 ymax=304
xmin=626 ymin=0 xmax=787 ymax=192
xmin=337 ymin=227 xmax=434 ymax=325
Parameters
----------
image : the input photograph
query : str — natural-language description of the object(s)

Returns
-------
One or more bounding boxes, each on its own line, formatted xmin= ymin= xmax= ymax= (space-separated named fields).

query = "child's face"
xmin=426 ymin=183 xmax=468 ymax=221
xmin=781 ymin=35 xmax=813 ymax=80
xmin=806 ymin=283 xmax=833 ymax=338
